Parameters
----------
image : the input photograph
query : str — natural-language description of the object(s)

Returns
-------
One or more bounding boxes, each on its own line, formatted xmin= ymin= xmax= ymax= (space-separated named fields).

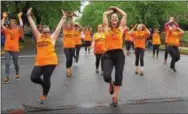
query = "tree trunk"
xmin=22 ymin=2 xmax=29 ymax=25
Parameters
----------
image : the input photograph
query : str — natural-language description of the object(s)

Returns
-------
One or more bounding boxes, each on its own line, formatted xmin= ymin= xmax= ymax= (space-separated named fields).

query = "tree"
xmin=79 ymin=1 xmax=188 ymax=31
xmin=1 ymin=1 xmax=81 ymax=29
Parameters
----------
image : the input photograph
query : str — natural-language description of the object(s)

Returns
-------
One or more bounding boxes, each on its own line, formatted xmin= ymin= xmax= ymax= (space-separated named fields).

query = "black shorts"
xmin=84 ymin=41 xmax=91 ymax=47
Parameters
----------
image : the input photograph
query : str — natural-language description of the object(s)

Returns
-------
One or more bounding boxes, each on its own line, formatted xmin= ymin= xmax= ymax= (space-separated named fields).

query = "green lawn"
xmin=181 ymin=31 xmax=188 ymax=41
xmin=159 ymin=45 xmax=188 ymax=55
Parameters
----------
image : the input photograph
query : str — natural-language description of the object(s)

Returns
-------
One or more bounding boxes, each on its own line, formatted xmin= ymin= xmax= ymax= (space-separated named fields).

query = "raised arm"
xmin=18 ymin=12 xmax=24 ymax=39
xmin=128 ymin=24 xmax=137 ymax=34
xmin=27 ymin=8 xmax=40 ymax=39
xmin=177 ymin=27 xmax=185 ymax=34
xmin=142 ymin=24 xmax=151 ymax=35
xmin=51 ymin=10 xmax=66 ymax=40
xmin=1 ymin=12 xmax=8 ymax=30
xmin=103 ymin=9 xmax=114 ymax=32
xmin=164 ymin=17 xmax=177 ymax=30
xmin=114 ymin=6 xmax=127 ymax=31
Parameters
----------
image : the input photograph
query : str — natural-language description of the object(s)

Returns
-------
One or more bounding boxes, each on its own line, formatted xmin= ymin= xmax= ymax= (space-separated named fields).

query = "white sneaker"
xmin=75 ymin=63 xmax=78 ymax=67
xmin=101 ymin=71 xmax=103 ymax=76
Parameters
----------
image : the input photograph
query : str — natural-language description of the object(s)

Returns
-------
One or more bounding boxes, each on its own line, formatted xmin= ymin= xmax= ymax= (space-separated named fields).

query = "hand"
xmin=142 ymin=24 xmax=146 ymax=28
xmin=108 ymin=6 xmax=117 ymax=12
xmin=61 ymin=10 xmax=66 ymax=18
xmin=2 ymin=12 xmax=8 ymax=18
xmin=169 ymin=16 xmax=174 ymax=23
xmin=64 ymin=11 xmax=69 ymax=17
xmin=17 ymin=12 xmax=23 ymax=18
xmin=27 ymin=8 xmax=32 ymax=16
xmin=70 ymin=12 xmax=76 ymax=17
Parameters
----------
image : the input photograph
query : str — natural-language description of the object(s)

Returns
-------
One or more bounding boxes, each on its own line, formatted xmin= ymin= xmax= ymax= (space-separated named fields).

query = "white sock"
xmin=141 ymin=67 xmax=144 ymax=72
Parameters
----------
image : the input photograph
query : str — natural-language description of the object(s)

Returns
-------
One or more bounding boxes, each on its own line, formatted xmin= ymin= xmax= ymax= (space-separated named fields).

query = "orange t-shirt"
xmin=4 ymin=28 xmax=21 ymax=52
xmin=63 ymin=30 xmax=75 ymax=48
xmin=84 ymin=31 xmax=92 ymax=41
xmin=93 ymin=32 xmax=106 ymax=54
xmin=35 ymin=35 xmax=58 ymax=66
xmin=168 ymin=30 xmax=182 ymax=46
xmin=165 ymin=30 xmax=170 ymax=44
xmin=73 ymin=30 xmax=81 ymax=45
xmin=152 ymin=32 xmax=161 ymax=45
xmin=105 ymin=28 xmax=123 ymax=51
xmin=131 ymin=31 xmax=149 ymax=49
xmin=124 ymin=30 xmax=133 ymax=41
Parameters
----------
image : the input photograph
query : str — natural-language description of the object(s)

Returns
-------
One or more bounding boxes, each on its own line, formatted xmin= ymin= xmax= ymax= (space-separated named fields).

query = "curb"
xmin=22 ymin=97 xmax=188 ymax=113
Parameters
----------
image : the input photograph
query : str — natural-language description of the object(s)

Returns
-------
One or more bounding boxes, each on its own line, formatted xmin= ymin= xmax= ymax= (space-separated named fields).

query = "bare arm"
xmin=115 ymin=7 xmax=127 ymax=31
xmin=1 ymin=12 xmax=8 ymax=30
xmin=128 ymin=24 xmax=137 ymax=34
xmin=18 ymin=12 xmax=24 ymax=39
xmin=27 ymin=8 xmax=40 ymax=39
xmin=177 ymin=27 xmax=185 ymax=34
xmin=143 ymin=24 xmax=151 ymax=35
xmin=51 ymin=10 xmax=66 ymax=41
xmin=103 ymin=9 xmax=114 ymax=32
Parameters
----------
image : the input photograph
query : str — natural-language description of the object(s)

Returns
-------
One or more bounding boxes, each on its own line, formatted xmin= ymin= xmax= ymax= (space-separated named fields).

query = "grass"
xmin=159 ymin=45 xmax=188 ymax=55
xmin=181 ymin=31 xmax=188 ymax=42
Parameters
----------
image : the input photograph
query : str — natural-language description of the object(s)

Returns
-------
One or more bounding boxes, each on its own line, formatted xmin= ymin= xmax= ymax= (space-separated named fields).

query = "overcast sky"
xmin=74 ymin=1 xmax=90 ymax=21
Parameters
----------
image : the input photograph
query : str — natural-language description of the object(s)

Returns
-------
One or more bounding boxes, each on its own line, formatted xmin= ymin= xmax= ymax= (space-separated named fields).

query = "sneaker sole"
xmin=15 ymin=78 xmax=20 ymax=80
xmin=3 ymin=81 xmax=9 ymax=84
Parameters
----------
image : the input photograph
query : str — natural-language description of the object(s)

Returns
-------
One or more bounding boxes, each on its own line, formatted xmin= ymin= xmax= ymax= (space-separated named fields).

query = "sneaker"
xmin=140 ymin=71 xmax=144 ymax=76
xmin=101 ymin=71 xmax=103 ymax=76
xmin=135 ymin=69 xmax=139 ymax=74
xmin=109 ymin=83 xmax=114 ymax=95
xmin=110 ymin=97 xmax=118 ymax=107
xmin=96 ymin=69 xmax=99 ymax=73
xmin=163 ymin=60 xmax=167 ymax=65
xmin=170 ymin=68 xmax=177 ymax=72
xmin=40 ymin=95 xmax=47 ymax=104
xmin=3 ymin=77 xmax=9 ymax=83
xmin=74 ymin=63 xmax=78 ymax=67
xmin=67 ymin=69 xmax=72 ymax=77
xmin=15 ymin=74 xmax=20 ymax=79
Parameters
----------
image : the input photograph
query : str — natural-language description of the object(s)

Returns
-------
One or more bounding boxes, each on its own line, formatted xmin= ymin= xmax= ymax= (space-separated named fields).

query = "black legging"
xmin=64 ymin=48 xmax=75 ymax=68
xmin=73 ymin=45 xmax=81 ymax=63
xmin=125 ymin=41 xmax=132 ymax=51
xmin=164 ymin=44 xmax=168 ymax=60
xmin=95 ymin=54 xmax=104 ymax=71
xmin=167 ymin=46 xmax=180 ymax=69
xmin=135 ymin=48 xmax=145 ymax=67
xmin=131 ymin=42 xmax=134 ymax=50
xmin=153 ymin=44 xmax=160 ymax=56
xmin=103 ymin=49 xmax=125 ymax=86
xmin=30 ymin=65 xmax=56 ymax=96
xmin=84 ymin=41 xmax=91 ymax=52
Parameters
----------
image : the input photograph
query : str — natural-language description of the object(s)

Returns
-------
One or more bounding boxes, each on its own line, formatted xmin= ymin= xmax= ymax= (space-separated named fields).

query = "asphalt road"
xmin=1 ymin=45 xmax=188 ymax=113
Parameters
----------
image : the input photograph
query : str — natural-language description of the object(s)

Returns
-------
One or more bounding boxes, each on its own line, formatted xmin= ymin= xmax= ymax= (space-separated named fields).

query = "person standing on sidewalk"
xmin=152 ymin=28 xmax=161 ymax=58
xmin=83 ymin=26 xmax=92 ymax=55
xmin=73 ymin=23 xmax=82 ymax=66
xmin=1 ymin=12 xmax=24 ymax=83
xmin=163 ymin=17 xmax=179 ymax=64
xmin=102 ymin=6 xmax=127 ymax=107
xmin=62 ymin=12 xmax=76 ymax=77
xmin=92 ymin=24 xmax=106 ymax=75
xmin=129 ymin=24 xmax=150 ymax=76
xmin=166 ymin=22 xmax=184 ymax=72
xmin=27 ymin=8 xmax=66 ymax=102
